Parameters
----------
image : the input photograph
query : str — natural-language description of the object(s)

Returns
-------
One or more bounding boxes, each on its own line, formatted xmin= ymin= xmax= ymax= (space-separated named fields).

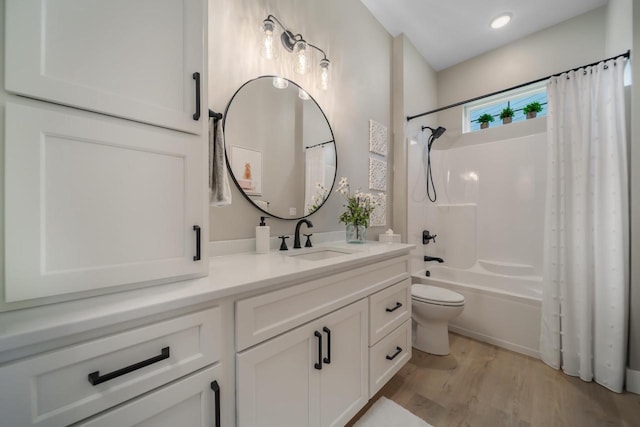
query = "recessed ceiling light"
xmin=491 ymin=13 xmax=512 ymax=29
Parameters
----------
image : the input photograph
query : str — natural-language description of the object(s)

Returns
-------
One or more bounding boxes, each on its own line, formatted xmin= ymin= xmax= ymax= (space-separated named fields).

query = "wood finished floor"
xmin=347 ymin=333 xmax=640 ymax=427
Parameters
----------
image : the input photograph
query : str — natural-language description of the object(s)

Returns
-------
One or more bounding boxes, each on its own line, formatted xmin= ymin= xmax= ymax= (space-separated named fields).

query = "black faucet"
xmin=424 ymin=255 xmax=444 ymax=263
xmin=294 ymin=219 xmax=313 ymax=249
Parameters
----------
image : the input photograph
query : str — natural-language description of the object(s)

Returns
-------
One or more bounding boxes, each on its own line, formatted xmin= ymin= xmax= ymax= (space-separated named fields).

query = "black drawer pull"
xmin=193 ymin=72 xmax=201 ymax=120
xmin=193 ymin=225 xmax=201 ymax=261
xmin=386 ymin=346 xmax=403 ymax=361
xmin=386 ymin=302 xmax=403 ymax=312
xmin=211 ymin=380 xmax=221 ymax=427
xmin=88 ymin=347 xmax=170 ymax=385
xmin=314 ymin=331 xmax=323 ymax=370
xmin=322 ymin=326 xmax=331 ymax=364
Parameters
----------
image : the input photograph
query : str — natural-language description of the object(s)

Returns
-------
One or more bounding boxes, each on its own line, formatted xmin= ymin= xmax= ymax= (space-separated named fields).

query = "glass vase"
xmin=346 ymin=223 xmax=367 ymax=244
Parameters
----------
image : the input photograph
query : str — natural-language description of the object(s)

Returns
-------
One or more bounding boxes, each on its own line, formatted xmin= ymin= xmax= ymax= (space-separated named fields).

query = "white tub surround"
xmin=412 ymin=264 xmax=542 ymax=358
xmin=0 ymin=241 xmax=413 ymax=427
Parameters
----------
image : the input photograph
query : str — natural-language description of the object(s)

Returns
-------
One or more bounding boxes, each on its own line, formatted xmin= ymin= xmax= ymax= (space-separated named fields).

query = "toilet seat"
xmin=411 ymin=284 xmax=464 ymax=307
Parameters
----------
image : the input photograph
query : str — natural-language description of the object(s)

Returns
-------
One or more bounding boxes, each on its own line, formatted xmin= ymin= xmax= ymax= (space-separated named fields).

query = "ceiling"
xmin=360 ymin=0 xmax=608 ymax=71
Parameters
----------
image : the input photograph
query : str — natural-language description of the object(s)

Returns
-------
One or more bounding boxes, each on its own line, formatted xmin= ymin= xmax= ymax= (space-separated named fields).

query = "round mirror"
xmin=224 ymin=76 xmax=337 ymax=220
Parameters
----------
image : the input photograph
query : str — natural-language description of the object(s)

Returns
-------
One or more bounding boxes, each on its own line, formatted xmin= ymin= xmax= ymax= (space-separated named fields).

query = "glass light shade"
xmin=318 ymin=58 xmax=331 ymax=91
xmin=260 ymin=19 xmax=278 ymax=59
xmin=293 ymin=40 xmax=311 ymax=75
xmin=298 ymin=88 xmax=310 ymax=100
xmin=272 ymin=76 xmax=289 ymax=89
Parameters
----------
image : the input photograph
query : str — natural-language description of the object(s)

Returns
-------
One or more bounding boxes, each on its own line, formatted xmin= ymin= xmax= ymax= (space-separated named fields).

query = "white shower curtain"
xmin=540 ymin=57 xmax=629 ymax=392
xmin=304 ymin=145 xmax=327 ymax=214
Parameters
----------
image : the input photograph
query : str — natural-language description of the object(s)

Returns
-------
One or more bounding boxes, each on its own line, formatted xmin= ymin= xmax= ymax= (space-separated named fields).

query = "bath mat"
xmin=354 ymin=396 xmax=433 ymax=427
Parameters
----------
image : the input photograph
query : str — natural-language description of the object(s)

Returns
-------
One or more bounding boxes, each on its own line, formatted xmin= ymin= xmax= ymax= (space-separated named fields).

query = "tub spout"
xmin=424 ymin=256 xmax=444 ymax=263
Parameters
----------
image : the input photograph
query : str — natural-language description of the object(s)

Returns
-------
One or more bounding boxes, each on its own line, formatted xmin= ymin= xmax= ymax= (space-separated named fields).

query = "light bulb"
xmin=318 ymin=58 xmax=330 ymax=91
xmin=260 ymin=18 xmax=278 ymax=59
xmin=298 ymin=88 xmax=310 ymax=100
xmin=272 ymin=77 xmax=289 ymax=89
xmin=293 ymin=40 xmax=311 ymax=75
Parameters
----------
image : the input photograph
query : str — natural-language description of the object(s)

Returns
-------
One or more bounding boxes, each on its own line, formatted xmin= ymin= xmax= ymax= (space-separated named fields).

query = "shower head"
xmin=422 ymin=126 xmax=447 ymax=140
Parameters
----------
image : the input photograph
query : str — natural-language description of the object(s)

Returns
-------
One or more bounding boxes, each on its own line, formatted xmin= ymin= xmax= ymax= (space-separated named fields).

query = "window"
xmin=464 ymin=81 xmax=547 ymax=133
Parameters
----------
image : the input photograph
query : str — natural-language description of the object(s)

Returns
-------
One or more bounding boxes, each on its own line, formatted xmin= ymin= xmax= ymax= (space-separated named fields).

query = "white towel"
xmin=209 ymin=118 xmax=232 ymax=206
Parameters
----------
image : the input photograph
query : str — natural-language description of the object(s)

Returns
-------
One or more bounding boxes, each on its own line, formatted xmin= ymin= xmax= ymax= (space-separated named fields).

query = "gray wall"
xmin=391 ymin=35 xmax=438 ymax=269
xmin=208 ymin=0 xmax=392 ymax=241
xmin=436 ymin=7 xmax=608 ymax=139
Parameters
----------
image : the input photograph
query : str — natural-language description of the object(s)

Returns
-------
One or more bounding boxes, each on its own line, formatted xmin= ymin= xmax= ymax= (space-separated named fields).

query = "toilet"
xmin=411 ymin=284 xmax=465 ymax=355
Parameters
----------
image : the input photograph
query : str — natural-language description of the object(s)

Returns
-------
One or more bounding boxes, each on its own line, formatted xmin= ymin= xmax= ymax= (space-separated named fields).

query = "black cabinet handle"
xmin=322 ymin=327 xmax=331 ymax=364
xmin=386 ymin=346 xmax=403 ymax=361
xmin=211 ymin=380 xmax=221 ymax=427
xmin=193 ymin=72 xmax=201 ymax=120
xmin=386 ymin=302 xmax=403 ymax=313
xmin=314 ymin=331 xmax=322 ymax=370
xmin=88 ymin=347 xmax=170 ymax=385
xmin=193 ymin=225 xmax=201 ymax=261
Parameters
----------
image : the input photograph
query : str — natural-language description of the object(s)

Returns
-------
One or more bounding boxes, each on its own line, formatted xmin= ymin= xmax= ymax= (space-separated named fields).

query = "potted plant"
xmin=523 ymin=102 xmax=542 ymax=119
xmin=499 ymin=106 xmax=514 ymax=124
xmin=478 ymin=113 xmax=494 ymax=129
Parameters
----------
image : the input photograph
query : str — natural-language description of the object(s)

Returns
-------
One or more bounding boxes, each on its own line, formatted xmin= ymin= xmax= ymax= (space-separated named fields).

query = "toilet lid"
xmin=412 ymin=284 xmax=465 ymax=305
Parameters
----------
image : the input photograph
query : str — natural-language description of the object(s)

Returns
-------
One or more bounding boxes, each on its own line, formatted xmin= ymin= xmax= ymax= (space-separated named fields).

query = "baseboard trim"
xmin=627 ymin=368 xmax=640 ymax=394
xmin=448 ymin=325 xmax=540 ymax=359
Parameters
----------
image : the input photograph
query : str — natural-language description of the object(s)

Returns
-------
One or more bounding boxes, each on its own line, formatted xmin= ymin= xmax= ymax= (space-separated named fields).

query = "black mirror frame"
xmin=222 ymin=75 xmax=337 ymax=220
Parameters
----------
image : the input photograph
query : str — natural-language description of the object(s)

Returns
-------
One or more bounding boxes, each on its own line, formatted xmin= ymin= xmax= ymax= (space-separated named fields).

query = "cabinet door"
xmin=237 ymin=300 xmax=369 ymax=427
xmin=5 ymin=0 xmax=205 ymax=135
xmin=77 ymin=364 xmax=223 ymax=427
xmin=318 ymin=299 xmax=369 ymax=427
xmin=236 ymin=320 xmax=320 ymax=427
xmin=4 ymin=102 xmax=207 ymax=302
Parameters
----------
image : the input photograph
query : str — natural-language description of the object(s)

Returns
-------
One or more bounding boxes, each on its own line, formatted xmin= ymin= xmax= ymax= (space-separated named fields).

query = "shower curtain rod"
xmin=305 ymin=140 xmax=334 ymax=150
xmin=406 ymin=49 xmax=631 ymax=122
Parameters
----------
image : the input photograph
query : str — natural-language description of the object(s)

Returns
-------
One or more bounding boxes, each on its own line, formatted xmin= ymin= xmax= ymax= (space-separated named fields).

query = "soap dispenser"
xmin=256 ymin=216 xmax=270 ymax=254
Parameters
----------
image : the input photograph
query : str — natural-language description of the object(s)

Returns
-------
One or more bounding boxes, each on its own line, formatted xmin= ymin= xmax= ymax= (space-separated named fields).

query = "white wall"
xmin=208 ymin=0 xmax=392 ymax=241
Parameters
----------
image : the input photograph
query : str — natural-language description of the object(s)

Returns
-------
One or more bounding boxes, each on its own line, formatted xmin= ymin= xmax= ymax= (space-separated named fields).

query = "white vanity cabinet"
xmin=5 ymin=0 xmax=206 ymax=135
xmin=368 ymin=279 xmax=412 ymax=397
xmin=2 ymin=0 xmax=209 ymax=307
xmin=4 ymin=102 xmax=207 ymax=303
xmin=237 ymin=299 xmax=368 ymax=427
xmin=76 ymin=365 xmax=223 ymax=427
xmin=235 ymin=255 xmax=412 ymax=427
xmin=0 ymin=306 xmax=226 ymax=427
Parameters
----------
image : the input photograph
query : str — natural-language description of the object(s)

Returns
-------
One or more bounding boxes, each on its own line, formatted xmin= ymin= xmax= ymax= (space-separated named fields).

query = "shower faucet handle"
xmin=422 ymin=230 xmax=437 ymax=244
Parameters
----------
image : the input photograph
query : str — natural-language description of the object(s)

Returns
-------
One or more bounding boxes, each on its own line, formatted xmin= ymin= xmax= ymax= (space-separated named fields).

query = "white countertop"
xmin=0 ymin=240 xmax=413 ymax=357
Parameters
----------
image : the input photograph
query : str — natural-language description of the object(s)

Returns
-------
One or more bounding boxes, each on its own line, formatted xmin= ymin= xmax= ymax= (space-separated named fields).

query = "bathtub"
xmin=411 ymin=262 xmax=542 ymax=358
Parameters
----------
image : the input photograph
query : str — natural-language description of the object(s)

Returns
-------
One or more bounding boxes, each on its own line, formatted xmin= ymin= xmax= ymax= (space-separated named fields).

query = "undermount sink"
xmin=287 ymin=247 xmax=354 ymax=261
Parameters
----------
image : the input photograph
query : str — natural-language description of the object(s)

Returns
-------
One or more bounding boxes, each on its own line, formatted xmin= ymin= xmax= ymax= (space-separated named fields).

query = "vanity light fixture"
xmin=260 ymin=14 xmax=331 ymax=90
xmin=490 ymin=13 xmax=512 ymax=29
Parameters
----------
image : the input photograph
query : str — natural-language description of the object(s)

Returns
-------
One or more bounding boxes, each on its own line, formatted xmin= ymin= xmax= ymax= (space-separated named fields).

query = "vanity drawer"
xmin=76 ymin=364 xmax=224 ymax=427
xmin=236 ymin=256 xmax=409 ymax=350
xmin=0 ymin=306 xmax=221 ymax=427
xmin=369 ymin=319 xmax=411 ymax=397
xmin=369 ymin=278 xmax=411 ymax=344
